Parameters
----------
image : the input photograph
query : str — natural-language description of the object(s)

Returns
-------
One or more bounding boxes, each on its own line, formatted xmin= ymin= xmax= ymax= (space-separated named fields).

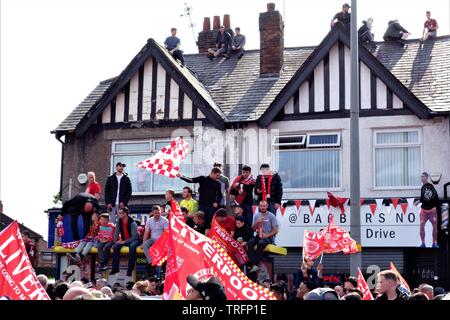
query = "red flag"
xmin=390 ymin=262 xmax=411 ymax=293
xmin=400 ymin=203 xmax=409 ymax=215
xmin=302 ymin=229 xmax=325 ymax=260
xmin=209 ymin=219 xmax=249 ymax=266
xmin=357 ymin=268 xmax=374 ymax=300
xmin=327 ymin=192 xmax=347 ymax=214
xmin=369 ymin=203 xmax=377 ymax=216
xmin=59 ymin=240 xmax=81 ymax=249
xmin=391 ymin=198 xmax=399 ymax=209
xmin=0 ymin=221 xmax=50 ymax=300
xmin=137 ymin=137 xmax=189 ymax=178
xmin=148 ymin=229 xmax=169 ymax=266
xmin=161 ymin=215 xmax=275 ymax=300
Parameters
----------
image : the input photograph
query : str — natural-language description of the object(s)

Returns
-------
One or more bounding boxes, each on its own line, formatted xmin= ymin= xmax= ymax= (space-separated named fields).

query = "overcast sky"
xmin=1 ymin=0 xmax=449 ymax=240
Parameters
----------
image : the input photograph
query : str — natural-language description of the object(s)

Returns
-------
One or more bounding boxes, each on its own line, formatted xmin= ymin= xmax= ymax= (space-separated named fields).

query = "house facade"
xmin=50 ymin=4 xmax=450 ymax=287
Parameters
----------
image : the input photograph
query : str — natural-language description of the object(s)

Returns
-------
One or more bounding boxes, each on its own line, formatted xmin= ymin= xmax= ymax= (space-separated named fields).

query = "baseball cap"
xmin=187 ymin=275 xmax=227 ymax=301
xmin=343 ymin=3 xmax=351 ymax=8
xmin=116 ymin=162 xmax=126 ymax=167
xmin=304 ymin=288 xmax=340 ymax=300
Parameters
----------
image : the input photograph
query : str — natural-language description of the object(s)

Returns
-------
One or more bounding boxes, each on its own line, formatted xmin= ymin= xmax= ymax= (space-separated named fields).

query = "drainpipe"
xmin=51 ymin=131 xmax=65 ymax=200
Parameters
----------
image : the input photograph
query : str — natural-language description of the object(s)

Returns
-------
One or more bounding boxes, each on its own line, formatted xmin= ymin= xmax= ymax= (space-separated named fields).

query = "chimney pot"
xmin=267 ymin=3 xmax=275 ymax=12
xmin=223 ymin=14 xmax=231 ymax=29
xmin=213 ymin=15 xmax=221 ymax=30
xmin=202 ymin=17 xmax=211 ymax=31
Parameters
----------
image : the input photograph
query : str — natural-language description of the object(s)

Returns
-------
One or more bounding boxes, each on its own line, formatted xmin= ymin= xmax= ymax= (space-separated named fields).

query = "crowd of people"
xmin=60 ymin=161 xmax=284 ymax=279
xmin=29 ymin=273 xmax=163 ymax=300
xmin=259 ymin=259 xmax=450 ymax=301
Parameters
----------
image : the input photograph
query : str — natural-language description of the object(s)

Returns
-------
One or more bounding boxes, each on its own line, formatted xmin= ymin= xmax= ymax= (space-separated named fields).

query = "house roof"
xmin=367 ymin=36 xmax=450 ymax=113
xmin=0 ymin=212 xmax=44 ymax=240
xmin=53 ymin=29 xmax=450 ymax=136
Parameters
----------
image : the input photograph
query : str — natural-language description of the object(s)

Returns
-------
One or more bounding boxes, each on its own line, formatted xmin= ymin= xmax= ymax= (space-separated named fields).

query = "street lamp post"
xmin=350 ymin=0 xmax=362 ymax=276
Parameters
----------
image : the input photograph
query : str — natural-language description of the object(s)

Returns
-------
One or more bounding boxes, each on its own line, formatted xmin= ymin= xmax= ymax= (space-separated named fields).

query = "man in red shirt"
xmin=85 ymin=171 xmax=102 ymax=200
xmin=422 ymin=11 xmax=439 ymax=43
xmin=208 ymin=208 xmax=235 ymax=237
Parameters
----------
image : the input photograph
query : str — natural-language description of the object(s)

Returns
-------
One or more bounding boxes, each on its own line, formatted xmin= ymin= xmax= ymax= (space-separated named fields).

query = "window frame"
xmin=306 ymin=132 xmax=341 ymax=148
xmin=273 ymin=132 xmax=343 ymax=191
xmin=372 ymin=128 xmax=423 ymax=190
xmin=111 ymin=138 xmax=193 ymax=195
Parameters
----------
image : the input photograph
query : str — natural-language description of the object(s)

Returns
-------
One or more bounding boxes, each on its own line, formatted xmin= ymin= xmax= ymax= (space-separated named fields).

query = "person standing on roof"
xmin=421 ymin=11 xmax=439 ymax=43
xmin=164 ymin=28 xmax=185 ymax=66
xmin=330 ymin=3 xmax=351 ymax=29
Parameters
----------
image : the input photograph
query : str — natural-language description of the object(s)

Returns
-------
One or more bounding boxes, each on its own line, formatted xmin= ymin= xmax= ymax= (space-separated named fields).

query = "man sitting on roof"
xmin=164 ymin=28 xmax=185 ymax=66
xmin=207 ymin=26 xmax=232 ymax=60
xmin=383 ymin=19 xmax=411 ymax=46
xmin=421 ymin=11 xmax=439 ymax=44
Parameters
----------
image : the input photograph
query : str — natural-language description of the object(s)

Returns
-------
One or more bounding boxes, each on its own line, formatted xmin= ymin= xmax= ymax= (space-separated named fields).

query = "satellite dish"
xmin=78 ymin=173 xmax=88 ymax=185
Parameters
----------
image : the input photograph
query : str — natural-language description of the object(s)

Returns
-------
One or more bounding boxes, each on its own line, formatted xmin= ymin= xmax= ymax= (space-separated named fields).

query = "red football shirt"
xmin=424 ymin=19 xmax=437 ymax=30
xmin=86 ymin=181 xmax=101 ymax=197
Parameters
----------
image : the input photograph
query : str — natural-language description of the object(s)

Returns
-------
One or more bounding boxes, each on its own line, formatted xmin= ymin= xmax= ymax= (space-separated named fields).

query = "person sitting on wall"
xmin=142 ymin=205 xmax=169 ymax=277
xmin=61 ymin=192 xmax=99 ymax=241
xmin=67 ymin=211 xmax=100 ymax=264
xmin=109 ymin=207 xmax=142 ymax=277
xmin=207 ymin=26 xmax=232 ymax=60
xmin=164 ymin=27 xmax=185 ymax=66
xmin=97 ymin=213 xmax=116 ymax=272
xmin=246 ymin=200 xmax=279 ymax=273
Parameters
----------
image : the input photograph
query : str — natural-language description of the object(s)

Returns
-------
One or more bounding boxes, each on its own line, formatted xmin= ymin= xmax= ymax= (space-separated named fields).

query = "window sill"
xmin=372 ymin=186 xmax=421 ymax=191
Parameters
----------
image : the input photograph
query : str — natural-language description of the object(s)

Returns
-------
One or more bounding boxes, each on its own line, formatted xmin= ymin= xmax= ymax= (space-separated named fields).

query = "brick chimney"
xmin=259 ymin=3 xmax=284 ymax=76
xmin=197 ymin=17 xmax=216 ymax=53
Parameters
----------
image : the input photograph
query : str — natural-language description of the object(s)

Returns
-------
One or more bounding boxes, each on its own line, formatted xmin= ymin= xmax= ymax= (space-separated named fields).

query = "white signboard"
xmin=268 ymin=200 xmax=435 ymax=248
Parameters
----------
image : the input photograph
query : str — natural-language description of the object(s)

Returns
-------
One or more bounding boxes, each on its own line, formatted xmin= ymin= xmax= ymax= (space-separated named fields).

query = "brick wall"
xmin=259 ymin=3 xmax=284 ymax=76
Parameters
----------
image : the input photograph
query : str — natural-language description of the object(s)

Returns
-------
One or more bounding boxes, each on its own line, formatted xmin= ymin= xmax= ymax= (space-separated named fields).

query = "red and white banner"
xmin=357 ymin=268 xmax=374 ymax=300
xmin=303 ymin=216 xmax=358 ymax=260
xmin=153 ymin=214 xmax=275 ymax=300
xmin=303 ymin=229 xmax=325 ymax=261
xmin=390 ymin=261 xmax=411 ymax=293
xmin=209 ymin=219 xmax=249 ymax=266
xmin=136 ymin=137 xmax=189 ymax=178
xmin=0 ymin=221 xmax=50 ymax=300
xmin=323 ymin=216 xmax=358 ymax=255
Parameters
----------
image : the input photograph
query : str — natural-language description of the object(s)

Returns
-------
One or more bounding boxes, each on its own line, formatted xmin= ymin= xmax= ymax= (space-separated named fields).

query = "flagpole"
xmin=349 ymin=0 xmax=362 ymax=277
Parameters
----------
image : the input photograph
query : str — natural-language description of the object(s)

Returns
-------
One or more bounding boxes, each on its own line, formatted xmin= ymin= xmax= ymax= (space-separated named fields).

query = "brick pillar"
xmin=259 ymin=3 xmax=284 ymax=77
xmin=213 ymin=15 xmax=221 ymax=30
